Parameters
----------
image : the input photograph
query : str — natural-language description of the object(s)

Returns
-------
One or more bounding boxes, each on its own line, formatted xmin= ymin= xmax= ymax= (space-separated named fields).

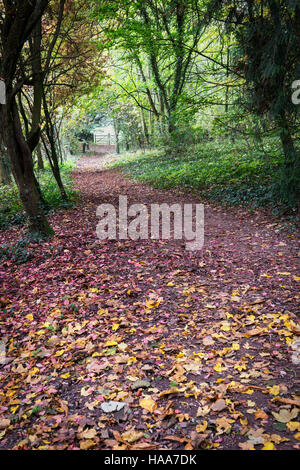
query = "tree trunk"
xmin=113 ymin=119 xmax=120 ymax=154
xmin=140 ymin=109 xmax=150 ymax=146
xmin=43 ymin=94 xmax=68 ymax=200
xmin=0 ymin=142 xmax=11 ymax=185
xmin=278 ymin=112 xmax=299 ymax=198
xmin=36 ymin=143 xmax=44 ymax=170
xmin=2 ymin=98 xmax=53 ymax=236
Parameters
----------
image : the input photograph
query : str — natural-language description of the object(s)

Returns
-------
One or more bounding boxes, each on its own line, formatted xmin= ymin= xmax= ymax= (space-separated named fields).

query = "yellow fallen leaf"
xmin=214 ymin=363 xmax=224 ymax=372
xmin=268 ymin=385 xmax=280 ymax=396
xmin=61 ymin=373 xmax=70 ymax=379
xmin=196 ymin=421 xmax=208 ymax=433
xmin=127 ymin=356 xmax=137 ymax=364
xmin=79 ymin=439 xmax=97 ymax=450
xmin=220 ymin=322 xmax=231 ymax=331
xmin=36 ymin=330 xmax=45 ymax=335
xmin=97 ymin=308 xmax=108 ymax=316
xmin=286 ymin=421 xmax=300 ymax=432
xmin=80 ymin=386 xmax=93 ymax=397
xmin=262 ymin=442 xmax=275 ymax=450
xmin=121 ymin=430 xmax=144 ymax=443
xmin=139 ymin=397 xmax=157 ymax=413
xmin=55 ymin=350 xmax=65 ymax=357
xmin=159 ymin=388 xmax=185 ymax=397
xmin=106 ymin=341 xmax=118 ymax=346
xmin=196 ymin=405 xmax=210 ymax=417
xmin=234 ymin=362 xmax=247 ymax=372
xmin=216 ymin=417 xmax=234 ymax=434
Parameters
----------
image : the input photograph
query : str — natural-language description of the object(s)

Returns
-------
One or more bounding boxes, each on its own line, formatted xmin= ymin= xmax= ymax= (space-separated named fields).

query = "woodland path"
xmin=0 ymin=148 xmax=299 ymax=450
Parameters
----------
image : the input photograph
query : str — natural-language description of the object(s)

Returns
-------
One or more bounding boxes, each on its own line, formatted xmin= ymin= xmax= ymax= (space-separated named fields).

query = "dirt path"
xmin=0 ymin=151 xmax=299 ymax=450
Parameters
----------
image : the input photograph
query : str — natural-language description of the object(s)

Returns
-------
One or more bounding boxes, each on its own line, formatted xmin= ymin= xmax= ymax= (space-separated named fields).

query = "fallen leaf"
xmin=272 ymin=408 xmax=299 ymax=423
xmin=139 ymin=397 xmax=157 ymax=413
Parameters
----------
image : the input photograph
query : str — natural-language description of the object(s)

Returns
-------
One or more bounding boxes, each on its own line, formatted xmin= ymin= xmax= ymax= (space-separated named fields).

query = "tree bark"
xmin=0 ymin=144 xmax=12 ymax=185
xmin=113 ymin=119 xmax=120 ymax=154
xmin=36 ymin=143 xmax=44 ymax=170
xmin=278 ymin=111 xmax=299 ymax=198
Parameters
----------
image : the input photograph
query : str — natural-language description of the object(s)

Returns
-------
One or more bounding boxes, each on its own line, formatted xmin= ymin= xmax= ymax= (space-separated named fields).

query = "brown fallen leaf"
xmin=111 ymin=429 xmax=127 ymax=444
xmin=159 ymin=388 xmax=185 ymax=398
xmin=164 ymin=435 xmax=187 ymax=443
xmin=249 ymin=299 xmax=265 ymax=305
xmin=211 ymin=399 xmax=227 ymax=412
xmin=190 ymin=431 xmax=209 ymax=449
xmin=239 ymin=441 xmax=255 ymax=450
xmin=273 ymin=397 xmax=300 ymax=407
xmin=131 ymin=442 xmax=158 ymax=450
xmin=78 ymin=428 xmax=97 ymax=440
xmin=272 ymin=408 xmax=299 ymax=423
xmin=79 ymin=439 xmax=97 ymax=450
xmin=254 ymin=409 xmax=268 ymax=420
xmin=184 ymin=442 xmax=194 ymax=450
xmin=121 ymin=429 xmax=144 ymax=443
xmin=243 ymin=328 xmax=266 ymax=337
xmin=0 ymin=418 xmax=10 ymax=429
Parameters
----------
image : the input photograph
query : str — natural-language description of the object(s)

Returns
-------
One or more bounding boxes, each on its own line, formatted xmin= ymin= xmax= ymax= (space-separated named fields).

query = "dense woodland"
xmin=0 ymin=0 xmax=299 ymax=453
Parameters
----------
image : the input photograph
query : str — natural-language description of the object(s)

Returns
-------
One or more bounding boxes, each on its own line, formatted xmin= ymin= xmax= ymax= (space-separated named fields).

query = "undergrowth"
xmin=108 ymin=136 xmax=299 ymax=215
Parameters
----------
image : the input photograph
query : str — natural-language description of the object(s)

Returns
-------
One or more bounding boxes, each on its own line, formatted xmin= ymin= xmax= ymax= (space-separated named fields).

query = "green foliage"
xmin=62 ymin=0 xmax=300 ymax=210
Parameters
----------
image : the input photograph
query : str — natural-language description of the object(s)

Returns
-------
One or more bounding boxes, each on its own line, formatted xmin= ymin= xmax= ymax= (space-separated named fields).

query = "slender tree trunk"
xmin=278 ymin=111 xmax=299 ymax=198
xmin=140 ymin=109 xmax=150 ymax=146
xmin=113 ymin=119 xmax=120 ymax=154
xmin=225 ymin=47 xmax=230 ymax=113
xmin=43 ymin=94 xmax=68 ymax=200
xmin=36 ymin=143 xmax=44 ymax=170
